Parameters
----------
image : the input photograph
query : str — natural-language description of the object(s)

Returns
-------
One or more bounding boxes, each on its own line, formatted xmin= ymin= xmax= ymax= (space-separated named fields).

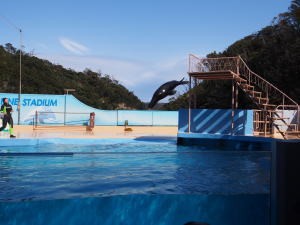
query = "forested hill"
xmin=164 ymin=1 xmax=300 ymax=110
xmin=0 ymin=44 xmax=144 ymax=110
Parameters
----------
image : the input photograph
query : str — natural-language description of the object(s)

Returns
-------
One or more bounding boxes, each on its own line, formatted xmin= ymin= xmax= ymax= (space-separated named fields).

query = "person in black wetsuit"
xmin=0 ymin=98 xmax=16 ymax=138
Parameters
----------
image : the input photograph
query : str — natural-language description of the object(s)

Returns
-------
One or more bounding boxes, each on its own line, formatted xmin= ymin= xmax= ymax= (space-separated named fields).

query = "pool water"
xmin=0 ymin=138 xmax=270 ymax=225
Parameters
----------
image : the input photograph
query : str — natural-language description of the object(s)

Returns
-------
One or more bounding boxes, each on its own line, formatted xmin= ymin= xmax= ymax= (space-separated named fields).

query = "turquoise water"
xmin=0 ymin=195 xmax=269 ymax=225
xmin=0 ymin=138 xmax=270 ymax=225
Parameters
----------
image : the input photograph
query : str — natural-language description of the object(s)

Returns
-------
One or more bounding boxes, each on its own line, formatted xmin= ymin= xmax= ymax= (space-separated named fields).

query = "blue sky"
xmin=0 ymin=0 xmax=291 ymax=102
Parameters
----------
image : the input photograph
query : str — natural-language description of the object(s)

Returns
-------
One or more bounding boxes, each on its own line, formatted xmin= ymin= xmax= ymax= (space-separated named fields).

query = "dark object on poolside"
xmin=148 ymin=78 xmax=188 ymax=108
xmin=184 ymin=222 xmax=210 ymax=225
xmin=86 ymin=112 xmax=95 ymax=132
xmin=124 ymin=120 xmax=133 ymax=131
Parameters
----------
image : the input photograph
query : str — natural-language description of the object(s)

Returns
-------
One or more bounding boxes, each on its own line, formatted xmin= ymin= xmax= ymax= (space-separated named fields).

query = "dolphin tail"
xmin=179 ymin=77 xmax=189 ymax=85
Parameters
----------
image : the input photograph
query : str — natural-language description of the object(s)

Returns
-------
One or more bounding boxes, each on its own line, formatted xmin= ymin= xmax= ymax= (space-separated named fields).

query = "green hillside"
xmin=0 ymin=44 xmax=145 ymax=110
xmin=164 ymin=1 xmax=300 ymax=110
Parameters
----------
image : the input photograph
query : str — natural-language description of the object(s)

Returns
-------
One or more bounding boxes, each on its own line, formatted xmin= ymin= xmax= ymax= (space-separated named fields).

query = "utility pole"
xmin=18 ymin=29 xmax=22 ymax=125
xmin=0 ymin=15 xmax=23 ymax=125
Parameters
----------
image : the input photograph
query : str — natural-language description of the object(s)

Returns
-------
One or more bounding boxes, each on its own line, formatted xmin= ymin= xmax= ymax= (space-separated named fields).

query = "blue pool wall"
xmin=177 ymin=133 xmax=272 ymax=150
xmin=0 ymin=93 xmax=178 ymax=126
xmin=0 ymin=194 xmax=269 ymax=225
xmin=177 ymin=109 xmax=270 ymax=150
xmin=178 ymin=109 xmax=253 ymax=135
xmin=271 ymin=140 xmax=300 ymax=225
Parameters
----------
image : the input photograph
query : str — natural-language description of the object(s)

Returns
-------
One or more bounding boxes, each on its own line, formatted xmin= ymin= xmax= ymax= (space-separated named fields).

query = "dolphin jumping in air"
xmin=148 ymin=78 xmax=188 ymax=108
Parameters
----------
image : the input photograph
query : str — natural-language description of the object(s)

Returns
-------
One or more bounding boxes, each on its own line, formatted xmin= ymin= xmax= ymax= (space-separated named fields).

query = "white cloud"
xmin=38 ymin=53 xmax=188 ymax=101
xmin=59 ymin=37 xmax=89 ymax=55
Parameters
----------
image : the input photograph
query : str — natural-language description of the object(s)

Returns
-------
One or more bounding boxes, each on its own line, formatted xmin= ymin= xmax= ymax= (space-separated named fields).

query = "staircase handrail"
xmin=275 ymin=105 xmax=299 ymax=109
xmin=237 ymin=56 xmax=299 ymax=135
xmin=237 ymin=56 xmax=299 ymax=107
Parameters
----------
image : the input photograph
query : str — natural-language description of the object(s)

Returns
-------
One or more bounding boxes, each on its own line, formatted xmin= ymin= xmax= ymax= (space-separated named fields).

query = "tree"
xmin=0 ymin=44 xmax=144 ymax=110
xmin=4 ymin=43 xmax=17 ymax=54
xmin=290 ymin=0 xmax=300 ymax=29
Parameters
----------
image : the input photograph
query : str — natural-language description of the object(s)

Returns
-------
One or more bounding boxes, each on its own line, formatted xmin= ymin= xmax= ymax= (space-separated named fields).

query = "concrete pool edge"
xmin=0 ymin=136 xmax=177 ymax=147
xmin=8 ymin=125 xmax=178 ymax=140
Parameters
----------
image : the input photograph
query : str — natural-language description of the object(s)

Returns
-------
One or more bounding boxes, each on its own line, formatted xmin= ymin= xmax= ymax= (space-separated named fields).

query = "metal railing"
xmin=237 ymin=56 xmax=298 ymax=108
xmin=189 ymin=54 xmax=238 ymax=73
xmin=33 ymin=111 xmax=91 ymax=129
xmin=237 ymin=56 xmax=299 ymax=136
xmin=253 ymin=110 xmax=273 ymax=134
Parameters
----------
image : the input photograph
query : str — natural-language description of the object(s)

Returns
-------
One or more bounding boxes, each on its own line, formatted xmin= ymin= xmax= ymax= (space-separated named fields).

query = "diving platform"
xmin=188 ymin=70 xmax=237 ymax=80
xmin=185 ymin=54 xmax=300 ymax=139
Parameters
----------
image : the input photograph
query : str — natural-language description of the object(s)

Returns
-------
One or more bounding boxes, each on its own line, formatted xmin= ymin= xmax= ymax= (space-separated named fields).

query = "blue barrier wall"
xmin=0 ymin=93 xmax=178 ymax=126
xmin=117 ymin=110 xmax=152 ymax=126
xmin=0 ymin=93 xmax=255 ymax=131
xmin=178 ymin=109 xmax=253 ymax=135
xmin=117 ymin=110 xmax=178 ymax=126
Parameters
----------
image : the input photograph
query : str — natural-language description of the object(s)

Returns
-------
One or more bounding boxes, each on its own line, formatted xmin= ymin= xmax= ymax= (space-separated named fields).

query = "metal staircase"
xmin=188 ymin=54 xmax=300 ymax=139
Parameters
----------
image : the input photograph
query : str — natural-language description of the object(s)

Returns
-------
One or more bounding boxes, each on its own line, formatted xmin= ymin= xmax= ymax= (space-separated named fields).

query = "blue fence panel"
xmin=93 ymin=110 xmax=117 ymax=126
xmin=117 ymin=110 xmax=153 ymax=126
xmin=152 ymin=111 xmax=178 ymax=126
xmin=178 ymin=109 xmax=253 ymax=135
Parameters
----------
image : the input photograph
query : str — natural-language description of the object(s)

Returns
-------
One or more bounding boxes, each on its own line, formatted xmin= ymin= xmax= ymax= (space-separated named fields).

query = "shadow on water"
xmin=134 ymin=136 xmax=177 ymax=144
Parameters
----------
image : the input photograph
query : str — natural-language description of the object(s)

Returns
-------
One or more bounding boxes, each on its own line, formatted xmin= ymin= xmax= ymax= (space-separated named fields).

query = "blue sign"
xmin=7 ymin=97 xmax=58 ymax=107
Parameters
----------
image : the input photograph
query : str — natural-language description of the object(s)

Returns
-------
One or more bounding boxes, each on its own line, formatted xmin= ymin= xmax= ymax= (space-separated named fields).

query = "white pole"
xmin=0 ymin=15 xmax=22 ymax=125
xmin=18 ymin=29 xmax=22 ymax=125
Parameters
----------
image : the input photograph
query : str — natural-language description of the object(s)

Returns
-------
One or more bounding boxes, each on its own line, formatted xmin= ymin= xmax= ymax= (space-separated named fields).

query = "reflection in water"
xmin=174 ymin=149 xmax=270 ymax=194
xmin=0 ymin=143 xmax=270 ymax=202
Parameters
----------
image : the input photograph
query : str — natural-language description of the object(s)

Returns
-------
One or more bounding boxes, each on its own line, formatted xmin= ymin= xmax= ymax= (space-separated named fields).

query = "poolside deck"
xmin=9 ymin=125 xmax=178 ymax=139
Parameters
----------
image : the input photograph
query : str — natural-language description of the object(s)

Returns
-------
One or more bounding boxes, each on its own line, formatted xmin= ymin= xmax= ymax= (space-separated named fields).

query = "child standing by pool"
xmin=0 ymin=98 xmax=16 ymax=138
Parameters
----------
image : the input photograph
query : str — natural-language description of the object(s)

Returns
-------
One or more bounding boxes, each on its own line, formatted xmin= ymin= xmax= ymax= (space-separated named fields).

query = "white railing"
xmin=189 ymin=54 xmax=237 ymax=73
xmin=237 ymin=56 xmax=298 ymax=109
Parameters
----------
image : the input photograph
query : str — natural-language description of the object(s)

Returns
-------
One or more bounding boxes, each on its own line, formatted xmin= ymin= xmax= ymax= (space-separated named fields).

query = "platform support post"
xmin=188 ymin=75 xmax=192 ymax=133
xmin=231 ymin=79 xmax=235 ymax=135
